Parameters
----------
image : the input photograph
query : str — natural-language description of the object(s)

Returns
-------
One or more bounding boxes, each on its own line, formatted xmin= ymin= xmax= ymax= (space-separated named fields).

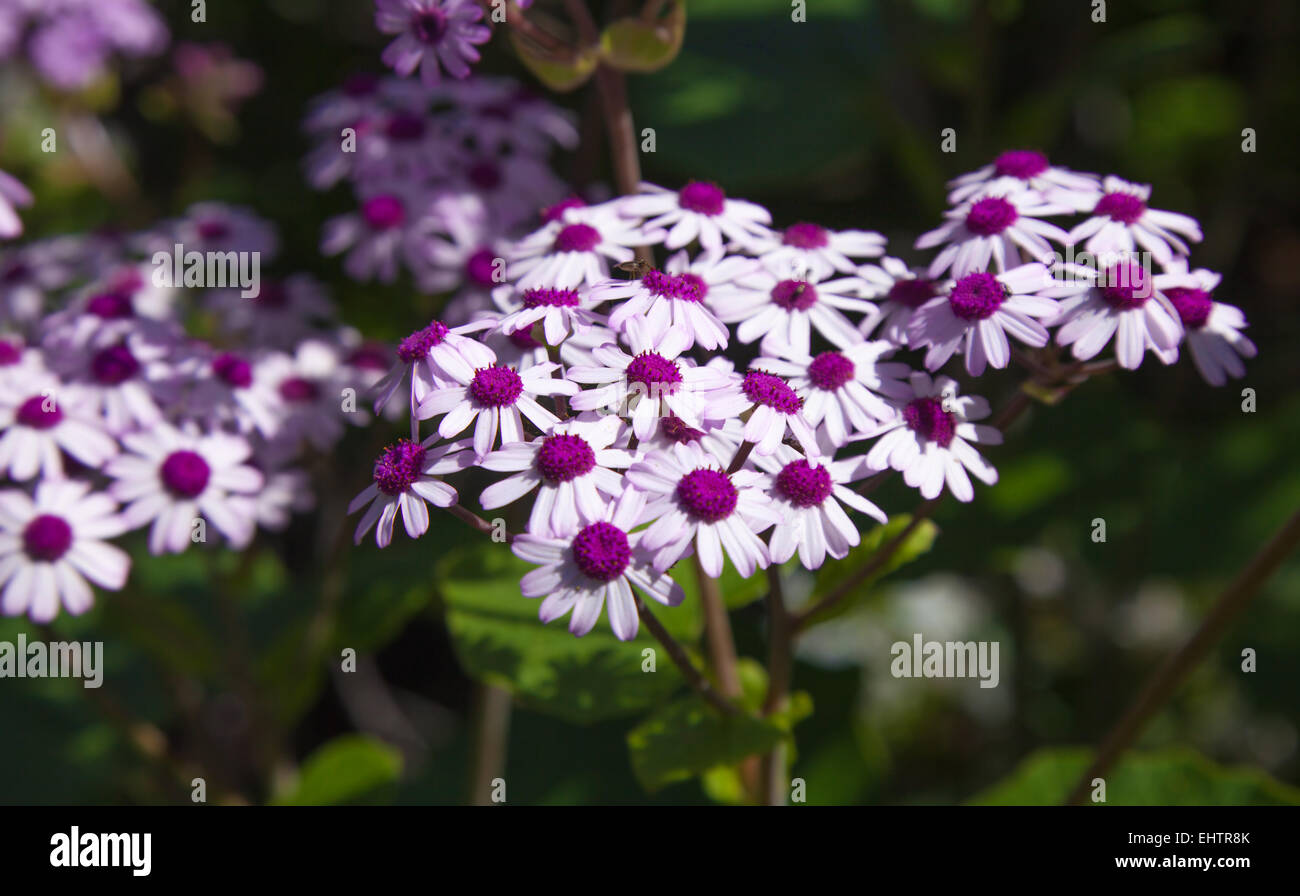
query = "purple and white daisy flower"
xmin=907 ymin=263 xmax=1060 ymax=376
xmin=704 ymin=366 xmax=821 ymax=457
xmin=0 ymin=169 xmax=33 ymax=240
xmin=755 ymin=445 xmax=887 ymax=570
xmin=628 ymin=442 xmax=783 ymax=578
xmin=480 ymin=413 xmax=634 ymax=536
xmin=754 ymin=342 xmax=912 ymax=447
xmin=348 ymin=436 xmax=471 ymax=547
xmin=0 ymin=480 xmax=130 ymax=623
xmin=1049 ymin=256 xmax=1182 ymax=370
xmin=917 ymin=188 xmax=1071 ymax=278
xmin=149 ymin=201 xmax=280 ymax=261
xmin=858 ymin=373 xmax=1000 ymax=503
xmin=374 ymin=0 xmax=490 ymax=86
xmin=507 ymin=204 xmax=653 ymax=290
xmin=256 ymin=340 xmax=361 ymax=452
xmin=417 ymin=358 xmax=577 ymax=458
xmin=0 ymin=375 xmax=118 ymax=480
xmin=511 ymin=487 xmax=684 ymax=641
xmin=1151 ymin=261 xmax=1256 ymax=386
xmin=106 ymin=425 xmax=264 ymax=554
xmin=490 ymin=282 xmax=606 ymax=347
xmin=946 ymin=150 xmax=1100 ymax=210
xmin=598 ymin=266 xmax=729 ymax=351
xmin=753 ymin=221 xmax=887 ymax=282
xmin=370 ymin=317 xmax=495 ymax=420
xmin=208 ymin=274 xmax=335 ymax=350
xmin=617 ymin=181 xmax=773 ymax=253
xmin=856 ymin=257 xmax=943 ymax=347
xmin=567 ymin=323 xmax=732 ymax=440
xmin=1068 ymin=176 xmax=1203 ymax=266
xmin=710 ymin=270 xmax=877 ymax=358
xmin=182 ymin=350 xmax=283 ymax=437
xmin=56 ymin=335 xmax=174 ymax=435
xmin=321 ymin=191 xmax=431 ymax=284
xmin=638 ymin=414 xmax=745 ymax=469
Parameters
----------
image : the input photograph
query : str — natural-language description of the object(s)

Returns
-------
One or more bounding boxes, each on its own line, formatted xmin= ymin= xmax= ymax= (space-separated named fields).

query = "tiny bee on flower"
xmin=614 ymin=260 xmax=654 ymax=279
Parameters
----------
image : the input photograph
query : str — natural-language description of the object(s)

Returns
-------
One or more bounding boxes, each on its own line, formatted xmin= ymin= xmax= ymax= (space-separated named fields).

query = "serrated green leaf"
xmin=271 ymin=735 xmax=402 ymax=806
xmin=600 ymin=4 xmax=686 ymax=74
xmin=803 ymin=515 xmax=938 ymax=628
xmin=969 ymin=747 xmax=1300 ymax=806
xmin=438 ymin=542 xmax=699 ymax=724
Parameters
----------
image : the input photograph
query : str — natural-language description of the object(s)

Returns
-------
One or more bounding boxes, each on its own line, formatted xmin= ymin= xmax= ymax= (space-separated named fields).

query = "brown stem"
xmin=446 ymin=503 xmax=513 ymax=543
xmin=759 ymin=566 xmax=795 ymax=805
xmin=468 ymin=683 xmax=513 ymax=805
xmin=488 ymin=1 xmax=577 ymax=61
xmin=727 ymin=440 xmax=754 ymax=476
xmin=563 ymin=0 xmax=600 ymax=44
xmin=1064 ymin=509 xmax=1300 ymax=805
xmin=635 ymin=596 xmax=738 ymax=715
xmin=593 ymin=65 xmax=643 ymax=198
xmin=696 ymin=554 xmax=742 ymax=698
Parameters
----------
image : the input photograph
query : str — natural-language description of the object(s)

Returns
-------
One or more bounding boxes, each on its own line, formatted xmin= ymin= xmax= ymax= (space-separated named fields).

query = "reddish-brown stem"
xmin=636 ymin=597 xmax=739 ymax=715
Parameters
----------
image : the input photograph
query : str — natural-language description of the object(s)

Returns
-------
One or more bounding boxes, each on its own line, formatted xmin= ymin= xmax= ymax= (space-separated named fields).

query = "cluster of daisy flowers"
xmin=0 ymin=0 xmax=169 ymax=91
xmin=0 ymin=203 xmax=377 ymax=622
xmin=347 ymin=152 xmax=1256 ymax=643
xmin=305 ymin=71 xmax=576 ymax=308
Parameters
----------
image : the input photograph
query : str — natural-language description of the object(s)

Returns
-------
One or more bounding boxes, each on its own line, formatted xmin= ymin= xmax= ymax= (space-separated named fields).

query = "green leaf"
xmin=803 ymin=515 xmax=938 ymax=627
xmin=627 ymin=696 xmax=788 ymax=792
xmin=272 ymin=735 xmax=402 ymax=806
xmin=969 ymin=747 xmax=1300 ymax=806
xmin=628 ymin=658 xmax=813 ymax=795
xmin=600 ymin=3 xmax=686 ymax=74
xmin=510 ymin=31 xmax=599 ymax=93
xmin=439 ymin=542 xmax=698 ymax=724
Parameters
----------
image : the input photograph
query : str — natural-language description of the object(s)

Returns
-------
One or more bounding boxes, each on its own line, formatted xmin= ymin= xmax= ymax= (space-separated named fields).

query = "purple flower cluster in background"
xmin=339 ymin=139 xmax=1256 ymax=642
xmin=0 ymin=204 xmax=378 ymax=621
xmin=0 ymin=0 xmax=168 ymax=90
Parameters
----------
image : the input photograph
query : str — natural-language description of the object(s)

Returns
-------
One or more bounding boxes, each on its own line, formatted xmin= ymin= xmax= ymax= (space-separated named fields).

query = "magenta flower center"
xmin=0 ymin=340 xmax=22 ymax=365
xmin=993 ymin=150 xmax=1049 ymax=180
xmin=783 ymin=222 xmax=829 ymax=249
xmin=348 ymin=344 xmax=390 ymax=371
xmin=362 ymin=195 xmax=405 ymax=230
xmin=1094 ymin=191 xmax=1146 ymax=224
xmin=213 ymin=353 xmax=253 ymax=388
xmin=887 ymin=276 xmax=938 ymax=309
xmin=279 ymin=377 xmax=319 ymax=403
xmin=91 ymin=345 xmax=140 ymax=385
xmin=197 ymin=219 xmax=230 ymax=241
xmin=161 ymin=450 xmax=211 ymax=498
xmin=465 ymin=248 xmax=499 ymax=286
xmin=16 ymin=395 xmax=62 ymax=429
xmin=254 ymin=281 xmax=289 ymax=308
xmin=1099 ymin=262 xmax=1152 ymax=310
xmin=571 ymin=521 xmax=631 ymax=582
xmin=507 ymin=328 xmax=542 ymax=350
xmin=676 ymin=468 xmax=739 ymax=523
xmin=626 ymin=352 xmax=682 ymax=391
xmin=641 ymin=270 xmax=705 ymax=303
xmin=660 ymin=415 xmax=703 ymax=445
xmin=412 ymin=9 xmax=449 ymax=43
xmin=468 ymin=161 xmax=502 ymax=191
xmin=541 ymin=197 xmax=585 ymax=223
xmin=965 ymin=196 xmax=1019 ymax=236
xmin=743 ymin=370 xmax=802 ymax=415
xmin=23 ymin=514 xmax=73 ymax=562
xmin=903 ymin=397 xmax=957 ymax=448
xmin=522 ymin=287 xmax=580 ymax=308
xmin=469 ymin=366 xmax=523 ymax=407
xmin=1164 ymin=286 xmax=1212 ymax=329
xmin=373 ymin=439 xmax=427 ymax=496
xmin=776 ymin=459 xmax=834 ymax=508
xmin=808 ymin=351 xmax=855 ymax=391
xmin=554 ymin=223 xmax=601 ymax=253
xmin=385 ymin=113 xmax=425 ymax=140
xmin=397 ymin=320 xmax=449 ymax=362
xmin=949 ymin=271 xmax=1008 ymax=321
xmin=771 ymin=279 xmax=818 ymax=312
xmin=535 ymin=433 xmax=597 ymax=483
xmin=675 ymin=272 xmax=707 ymax=302
xmin=678 ymin=181 xmax=726 ymax=216
xmin=86 ymin=291 xmax=134 ymax=318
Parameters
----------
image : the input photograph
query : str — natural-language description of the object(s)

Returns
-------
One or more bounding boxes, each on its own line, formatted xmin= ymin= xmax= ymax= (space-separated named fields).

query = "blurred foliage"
xmin=1 ymin=0 xmax=1298 ymax=805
